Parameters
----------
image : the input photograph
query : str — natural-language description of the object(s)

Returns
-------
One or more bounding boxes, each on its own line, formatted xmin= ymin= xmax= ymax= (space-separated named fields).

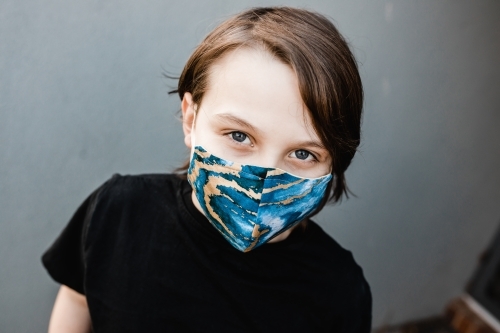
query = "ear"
xmin=181 ymin=92 xmax=196 ymax=149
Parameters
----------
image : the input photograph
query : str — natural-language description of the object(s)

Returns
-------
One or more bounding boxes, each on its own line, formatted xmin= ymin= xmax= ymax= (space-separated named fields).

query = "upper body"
xmin=43 ymin=6 xmax=371 ymax=332
xmin=43 ymin=173 xmax=371 ymax=332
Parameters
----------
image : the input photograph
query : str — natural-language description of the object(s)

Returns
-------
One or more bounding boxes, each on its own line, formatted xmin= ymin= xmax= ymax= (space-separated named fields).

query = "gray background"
xmin=1 ymin=0 xmax=499 ymax=331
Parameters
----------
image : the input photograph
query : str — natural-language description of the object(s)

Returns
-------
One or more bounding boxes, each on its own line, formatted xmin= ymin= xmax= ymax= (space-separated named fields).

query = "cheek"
xmin=324 ymin=160 xmax=334 ymax=175
xmin=311 ymin=157 xmax=333 ymax=178
xmin=190 ymin=123 xmax=224 ymax=156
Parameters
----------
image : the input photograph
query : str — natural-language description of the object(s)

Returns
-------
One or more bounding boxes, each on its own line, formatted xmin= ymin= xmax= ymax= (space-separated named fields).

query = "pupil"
xmin=232 ymin=132 xmax=246 ymax=142
xmin=296 ymin=150 xmax=309 ymax=160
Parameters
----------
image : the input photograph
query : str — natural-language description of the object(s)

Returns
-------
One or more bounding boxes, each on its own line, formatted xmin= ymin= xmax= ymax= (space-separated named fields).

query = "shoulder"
xmin=94 ymin=173 xmax=183 ymax=207
xmin=99 ymin=173 xmax=182 ymax=195
xmin=84 ymin=173 xmax=185 ymax=237
xmin=304 ymin=221 xmax=372 ymax=327
xmin=304 ymin=221 xmax=362 ymax=270
xmin=304 ymin=221 xmax=371 ymax=300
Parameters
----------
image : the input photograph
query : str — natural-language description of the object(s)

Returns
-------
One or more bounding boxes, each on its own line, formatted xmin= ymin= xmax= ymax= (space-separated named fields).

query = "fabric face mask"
xmin=187 ymin=146 xmax=332 ymax=252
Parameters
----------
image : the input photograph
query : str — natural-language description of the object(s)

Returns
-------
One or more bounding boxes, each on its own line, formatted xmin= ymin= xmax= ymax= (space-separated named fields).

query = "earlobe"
xmin=181 ymin=92 xmax=196 ymax=149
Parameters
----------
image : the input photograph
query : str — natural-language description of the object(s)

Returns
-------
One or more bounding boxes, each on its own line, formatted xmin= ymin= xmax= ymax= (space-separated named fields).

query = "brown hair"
xmin=172 ymin=7 xmax=363 ymax=204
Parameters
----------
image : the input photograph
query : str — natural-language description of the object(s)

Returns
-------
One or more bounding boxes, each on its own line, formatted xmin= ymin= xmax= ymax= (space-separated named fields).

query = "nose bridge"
xmin=255 ymin=146 xmax=281 ymax=170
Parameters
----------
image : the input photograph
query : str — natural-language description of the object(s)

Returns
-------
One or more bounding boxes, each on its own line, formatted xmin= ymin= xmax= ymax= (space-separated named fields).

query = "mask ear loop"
xmin=188 ymin=104 xmax=199 ymax=158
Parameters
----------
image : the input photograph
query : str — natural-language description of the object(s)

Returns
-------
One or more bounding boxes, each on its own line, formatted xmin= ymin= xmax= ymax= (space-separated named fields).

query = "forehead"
xmin=200 ymin=47 xmax=320 ymax=142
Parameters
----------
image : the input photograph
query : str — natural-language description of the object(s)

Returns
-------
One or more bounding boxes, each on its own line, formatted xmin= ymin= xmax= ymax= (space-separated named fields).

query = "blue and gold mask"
xmin=187 ymin=146 xmax=332 ymax=252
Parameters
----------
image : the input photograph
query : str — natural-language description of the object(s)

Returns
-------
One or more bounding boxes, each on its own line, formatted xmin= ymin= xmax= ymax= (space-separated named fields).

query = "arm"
xmin=48 ymin=285 xmax=92 ymax=333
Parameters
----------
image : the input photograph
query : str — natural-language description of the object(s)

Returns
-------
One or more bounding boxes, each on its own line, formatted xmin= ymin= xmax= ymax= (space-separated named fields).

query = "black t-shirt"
xmin=42 ymin=174 xmax=371 ymax=332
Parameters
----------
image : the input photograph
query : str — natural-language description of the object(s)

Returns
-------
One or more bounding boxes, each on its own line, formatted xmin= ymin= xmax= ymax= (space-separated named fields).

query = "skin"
xmin=182 ymin=46 xmax=332 ymax=243
xmin=48 ymin=46 xmax=333 ymax=332
xmin=48 ymin=285 xmax=91 ymax=333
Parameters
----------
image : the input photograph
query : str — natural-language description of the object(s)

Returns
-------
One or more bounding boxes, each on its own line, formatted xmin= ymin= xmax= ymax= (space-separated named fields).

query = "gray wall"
xmin=1 ymin=0 xmax=499 ymax=331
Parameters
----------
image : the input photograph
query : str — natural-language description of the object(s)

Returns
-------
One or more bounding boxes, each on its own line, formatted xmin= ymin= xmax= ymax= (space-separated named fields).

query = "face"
xmin=182 ymin=47 xmax=332 ymax=179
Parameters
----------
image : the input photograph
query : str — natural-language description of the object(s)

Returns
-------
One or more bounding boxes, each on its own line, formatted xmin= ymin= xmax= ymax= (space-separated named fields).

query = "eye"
xmin=231 ymin=131 xmax=249 ymax=143
xmin=294 ymin=149 xmax=313 ymax=160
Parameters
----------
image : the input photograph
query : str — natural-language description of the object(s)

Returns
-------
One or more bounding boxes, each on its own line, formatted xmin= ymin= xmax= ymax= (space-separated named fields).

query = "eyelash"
xmin=293 ymin=150 xmax=318 ymax=164
xmin=227 ymin=131 xmax=252 ymax=146
xmin=226 ymin=131 xmax=319 ymax=164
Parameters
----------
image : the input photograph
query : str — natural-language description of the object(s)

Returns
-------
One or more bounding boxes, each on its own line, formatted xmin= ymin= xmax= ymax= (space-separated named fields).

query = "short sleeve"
xmin=335 ymin=274 xmax=372 ymax=333
xmin=41 ymin=181 xmax=108 ymax=294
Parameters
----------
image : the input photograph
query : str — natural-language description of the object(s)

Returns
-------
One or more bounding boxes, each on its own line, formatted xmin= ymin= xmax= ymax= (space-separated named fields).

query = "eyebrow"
xmin=214 ymin=112 xmax=327 ymax=151
xmin=214 ymin=113 xmax=260 ymax=134
xmin=297 ymin=140 xmax=327 ymax=150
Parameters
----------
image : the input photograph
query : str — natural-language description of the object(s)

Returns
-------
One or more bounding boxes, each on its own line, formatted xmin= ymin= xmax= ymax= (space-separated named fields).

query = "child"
xmin=42 ymin=6 xmax=371 ymax=332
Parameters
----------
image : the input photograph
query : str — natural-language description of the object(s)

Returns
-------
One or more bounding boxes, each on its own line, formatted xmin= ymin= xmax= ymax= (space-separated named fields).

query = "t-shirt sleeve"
xmin=41 ymin=181 xmax=108 ymax=294
xmin=335 ymin=272 xmax=372 ymax=333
